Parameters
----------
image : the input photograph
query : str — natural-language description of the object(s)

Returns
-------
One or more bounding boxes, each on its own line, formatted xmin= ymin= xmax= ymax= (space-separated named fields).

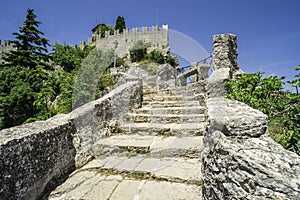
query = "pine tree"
xmin=115 ymin=16 xmax=126 ymax=33
xmin=1 ymin=8 xmax=50 ymax=69
xmin=0 ymin=9 xmax=51 ymax=129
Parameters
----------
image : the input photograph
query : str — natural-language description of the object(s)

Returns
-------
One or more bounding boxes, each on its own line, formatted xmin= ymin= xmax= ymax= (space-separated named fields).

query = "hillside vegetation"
xmin=225 ymin=69 xmax=300 ymax=154
xmin=0 ymin=9 xmax=175 ymax=130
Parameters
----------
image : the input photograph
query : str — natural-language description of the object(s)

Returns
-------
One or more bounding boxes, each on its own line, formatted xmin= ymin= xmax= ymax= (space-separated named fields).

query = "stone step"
xmin=143 ymin=88 xmax=197 ymax=97
xmin=133 ymin=106 xmax=206 ymax=115
xmin=91 ymin=135 xmax=203 ymax=158
xmin=127 ymin=113 xmax=206 ymax=123
xmin=49 ymin=167 xmax=201 ymax=199
xmin=142 ymin=100 xmax=200 ymax=108
xmin=81 ymin=156 xmax=202 ymax=184
xmin=143 ymin=93 xmax=205 ymax=101
xmin=161 ymin=87 xmax=197 ymax=93
xmin=161 ymin=84 xmax=205 ymax=92
xmin=164 ymin=89 xmax=196 ymax=97
xmin=120 ymin=122 xmax=206 ymax=136
xmin=142 ymin=95 xmax=185 ymax=102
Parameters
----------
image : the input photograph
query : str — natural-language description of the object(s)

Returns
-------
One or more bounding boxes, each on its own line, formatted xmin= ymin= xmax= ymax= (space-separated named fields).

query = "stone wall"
xmin=202 ymin=34 xmax=300 ymax=199
xmin=0 ymin=40 xmax=14 ymax=64
xmin=82 ymin=25 xmax=169 ymax=58
xmin=0 ymin=115 xmax=76 ymax=200
xmin=71 ymin=80 xmax=142 ymax=167
xmin=0 ymin=81 xmax=142 ymax=199
xmin=212 ymin=34 xmax=239 ymax=72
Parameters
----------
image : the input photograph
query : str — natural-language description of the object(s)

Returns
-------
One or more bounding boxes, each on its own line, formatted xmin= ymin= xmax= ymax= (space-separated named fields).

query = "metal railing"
xmin=178 ymin=55 xmax=212 ymax=75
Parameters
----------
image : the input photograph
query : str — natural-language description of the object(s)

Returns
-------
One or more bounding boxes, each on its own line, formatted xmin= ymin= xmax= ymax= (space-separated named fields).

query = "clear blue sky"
xmin=1 ymin=0 xmax=300 ymax=85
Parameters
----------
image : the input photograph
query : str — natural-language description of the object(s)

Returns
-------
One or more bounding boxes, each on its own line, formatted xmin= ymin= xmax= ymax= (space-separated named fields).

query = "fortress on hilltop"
xmin=1 ymin=20 xmax=300 ymax=199
xmin=80 ymin=25 xmax=169 ymax=57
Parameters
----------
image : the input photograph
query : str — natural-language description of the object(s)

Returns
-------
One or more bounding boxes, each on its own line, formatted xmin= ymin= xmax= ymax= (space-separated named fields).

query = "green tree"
xmin=52 ymin=43 xmax=94 ymax=72
xmin=288 ymin=65 xmax=300 ymax=95
xmin=0 ymin=66 xmax=36 ymax=129
xmin=72 ymin=49 xmax=114 ymax=108
xmin=129 ymin=41 xmax=151 ymax=62
xmin=146 ymin=50 xmax=165 ymax=64
xmin=115 ymin=16 xmax=126 ymax=33
xmin=1 ymin=8 xmax=50 ymax=70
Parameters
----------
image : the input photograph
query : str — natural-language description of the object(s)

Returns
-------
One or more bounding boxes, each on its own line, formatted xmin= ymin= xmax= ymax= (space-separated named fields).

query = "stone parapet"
xmin=0 ymin=81 xmax=142 ymax=199
xmin=0 ymin=115 xmax=76 ymax=200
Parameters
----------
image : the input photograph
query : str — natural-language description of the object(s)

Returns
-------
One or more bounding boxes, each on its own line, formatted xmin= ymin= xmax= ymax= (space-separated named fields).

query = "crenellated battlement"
xmin=0 ymin=40 xmax=14 ymax=52
xmin=80 ymin=25 xmax=169 ymax=57
xmin=0 ymin=40 xmax=14 ymax=63
xmin=0 ymin=40 xmax=13 ymax=47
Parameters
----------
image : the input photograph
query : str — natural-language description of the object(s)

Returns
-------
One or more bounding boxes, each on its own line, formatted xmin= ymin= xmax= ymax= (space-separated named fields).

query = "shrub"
xmin=129 ymin=41 xmax=151 ymax=62
xmin=225 ymin=71 xmax=300 ymax=154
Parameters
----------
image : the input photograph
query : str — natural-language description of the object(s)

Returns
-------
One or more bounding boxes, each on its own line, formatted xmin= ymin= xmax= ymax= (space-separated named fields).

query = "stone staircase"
xmin=49 ymin=83 xmax=206 ymax=200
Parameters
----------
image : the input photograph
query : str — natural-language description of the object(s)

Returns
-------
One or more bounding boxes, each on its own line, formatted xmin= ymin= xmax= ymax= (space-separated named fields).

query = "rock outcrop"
xmin=0 ymin=115 xmax=76 ymax=200
xmin=202 ymin=34 xmax=300 ymax=199
xmin=203 ymin=98 xmax=300 ymax=199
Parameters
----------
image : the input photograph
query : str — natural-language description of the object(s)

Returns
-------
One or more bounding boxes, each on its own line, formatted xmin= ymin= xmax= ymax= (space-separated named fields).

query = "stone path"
xmin=49 ymin=84 xmax=206 ymax=199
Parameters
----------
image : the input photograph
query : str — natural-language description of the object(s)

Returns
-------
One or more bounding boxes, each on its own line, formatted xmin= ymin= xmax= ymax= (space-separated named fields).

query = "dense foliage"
xmin=51 ymin=43 xmax=93 ymax=72
xmin=129 ymin=41 xmax=176 ymax=67
xmin=129 ymin=41 xmax=151 ymax=62
xmin=0 ymin=9 xmax=53 ymax=128
xmin=225 ymin=68 xmax=300 ymax=154
xmin=0 ymin=10 xmax=178 ymax=130
xmin=0 ymin=9 xmax=117 ymax=130
xmin=72 ymin=49 xmax=115 ymax=108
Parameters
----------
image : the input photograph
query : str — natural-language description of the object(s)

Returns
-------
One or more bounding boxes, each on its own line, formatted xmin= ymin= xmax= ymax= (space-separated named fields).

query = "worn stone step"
xmin=91 ymin=135 xmax=203 ymax=158
xmin=49 ymin=169 xmax=201 ymax=200
xmin=186 ymin=94 xmax=206 ymax=103
xmin=142 ymin=100 xmax=200 ymax=108
xmin=133 ymin=106 xmax=206 ymax=115
xmin=120 ymin=122 xmax=206 ymax=136
xmin=143 ymin=95 xmax=185 ymax=102
xmin=143 ymin=93 xmax=205 ymax=101
xmin=161 ymin=87 xmax=197 ymax=94
xmin=81 ymin=156 xmax=202 ymax=185
xmin=143 ymin=88 xmax=198 ymax=97
xmin=127 ymin=113 xmax=206 ymax=123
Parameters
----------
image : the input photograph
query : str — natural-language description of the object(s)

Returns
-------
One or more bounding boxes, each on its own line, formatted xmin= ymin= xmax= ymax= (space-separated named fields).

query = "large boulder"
xmin=207 ymin=98 xmax=268 ymax=137
xmin=202 ymin=98 xmax=300 ymax=199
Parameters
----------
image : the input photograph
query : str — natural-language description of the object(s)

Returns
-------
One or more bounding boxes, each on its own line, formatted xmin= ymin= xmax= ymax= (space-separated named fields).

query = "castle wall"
xmin=0 ymin=40 xmax=14 ymax=63
xmin=82 ymin=25 xmax=169 ymax=57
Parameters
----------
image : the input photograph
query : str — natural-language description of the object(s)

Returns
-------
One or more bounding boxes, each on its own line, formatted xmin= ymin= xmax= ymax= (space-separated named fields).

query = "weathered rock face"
xmin=212 ymin=34 xmax=239 ymax=72
xmin=0 ymin=115 xmax=76 ymax=200
xmin=207 ymin=98 xmax=268 ymax=137
xmin=69 ymin=81 xmax=143 ymax=167
xmin=202 ymin=129 xmax=300 ymax=199
xmin=118 ymin=64 xmax=177 ymax=89
xmin=0 ymin=81 xmax=142 ymax=200
xmin=203 ymin=98 xmax=300 ymax=199
xmin=203 ymin=33 xmax=300 ymax=199
xmin=206 ymin=68 xmax=230 ymax=98
xmin=154 ymin=64 xmax=177 ymax=89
